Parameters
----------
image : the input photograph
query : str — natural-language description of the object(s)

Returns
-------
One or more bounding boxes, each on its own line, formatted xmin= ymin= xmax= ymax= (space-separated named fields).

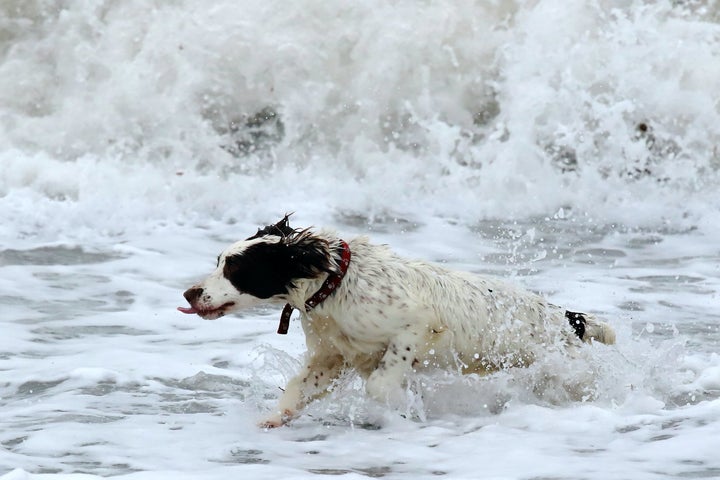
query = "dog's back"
xmin=308 ymin=235 xmax=615 ymax=375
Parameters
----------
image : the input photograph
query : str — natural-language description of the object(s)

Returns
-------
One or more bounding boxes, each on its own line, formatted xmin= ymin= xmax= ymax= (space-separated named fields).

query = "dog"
xmin=178 ymin=215 xmax=615 ymax=427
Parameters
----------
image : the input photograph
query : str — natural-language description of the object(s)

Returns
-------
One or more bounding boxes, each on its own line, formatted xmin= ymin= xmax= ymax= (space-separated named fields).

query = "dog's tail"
xmin=583 ymin=317 xmax=616 ymax=345
xmin=566 ymin=310 xmax=616 ymax=345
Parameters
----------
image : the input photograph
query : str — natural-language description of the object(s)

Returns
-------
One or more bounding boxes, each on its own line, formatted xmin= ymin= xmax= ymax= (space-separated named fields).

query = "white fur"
xmin=185 ymin=229 xmax=615 ymax=427
xmin=187 ymin=238 xmax=271 ymax=318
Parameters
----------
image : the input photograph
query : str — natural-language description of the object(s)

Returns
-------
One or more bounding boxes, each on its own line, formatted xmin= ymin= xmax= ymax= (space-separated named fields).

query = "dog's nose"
xmin=183 ymin=286 xmax=204 ymax=304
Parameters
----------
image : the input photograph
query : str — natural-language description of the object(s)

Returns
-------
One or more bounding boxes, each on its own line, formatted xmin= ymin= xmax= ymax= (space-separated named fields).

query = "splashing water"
xmin=2 ymin=1 xmax=720 ymax=479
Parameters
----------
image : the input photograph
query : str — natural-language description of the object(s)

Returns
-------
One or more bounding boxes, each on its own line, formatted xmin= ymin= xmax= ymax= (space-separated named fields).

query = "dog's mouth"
xmin=177 ymin=302 xmax=236 ymax=319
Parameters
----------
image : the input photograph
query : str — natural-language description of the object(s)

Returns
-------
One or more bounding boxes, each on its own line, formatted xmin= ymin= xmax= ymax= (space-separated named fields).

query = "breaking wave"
xmin=2 ymin=0 xmax=720 ymax=237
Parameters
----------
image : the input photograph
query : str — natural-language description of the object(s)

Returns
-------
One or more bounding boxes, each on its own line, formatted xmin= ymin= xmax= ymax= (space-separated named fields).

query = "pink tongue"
xmin=177 ymin=306 xmax=198 ymax=314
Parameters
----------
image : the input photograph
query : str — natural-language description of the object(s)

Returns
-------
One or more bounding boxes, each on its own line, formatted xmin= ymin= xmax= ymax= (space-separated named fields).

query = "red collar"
xmin=277 ymin=240 xmax=351 ymax=334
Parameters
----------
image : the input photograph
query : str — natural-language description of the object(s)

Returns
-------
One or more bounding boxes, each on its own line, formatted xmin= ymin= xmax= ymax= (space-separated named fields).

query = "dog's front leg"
xmin=261 ymin=353 xmax=344 ymax=428
xmin=365 ymin=332 xmax=419 ymax=408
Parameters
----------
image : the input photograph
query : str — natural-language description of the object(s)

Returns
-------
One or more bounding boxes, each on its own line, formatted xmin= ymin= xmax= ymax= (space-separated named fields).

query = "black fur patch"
xmin=247 ymin=214 xmax=296 ymax=240
xmin=224 ymin=233 xmax=333 ymax=299
xmin=565 ymin=310 xmax=587 ymax=340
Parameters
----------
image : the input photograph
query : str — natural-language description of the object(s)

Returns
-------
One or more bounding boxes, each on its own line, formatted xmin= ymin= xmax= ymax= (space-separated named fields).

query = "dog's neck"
xmin=278 ymin=237 xmax=351 ymax=334
xmin=285 ymin=275 xmax=332 ymax=308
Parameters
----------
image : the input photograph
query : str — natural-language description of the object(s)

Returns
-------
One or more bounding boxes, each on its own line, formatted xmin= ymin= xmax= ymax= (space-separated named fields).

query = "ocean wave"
xmin=1 ymin=0 xmax=719 ymax=234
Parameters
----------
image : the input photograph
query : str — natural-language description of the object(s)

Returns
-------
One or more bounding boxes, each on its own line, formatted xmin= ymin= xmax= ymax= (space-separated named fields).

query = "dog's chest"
xmin=303 ymin=310 xmax=389 ymax=370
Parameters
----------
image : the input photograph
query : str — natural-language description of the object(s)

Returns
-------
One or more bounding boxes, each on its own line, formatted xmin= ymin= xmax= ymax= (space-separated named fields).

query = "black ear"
xmin=224 ymin=230 xmax=333 ymax=299
xmin=280 ymin=229 xmax=335 ymax=277
xmin=247 ymin=213 xmax=296 ymax=240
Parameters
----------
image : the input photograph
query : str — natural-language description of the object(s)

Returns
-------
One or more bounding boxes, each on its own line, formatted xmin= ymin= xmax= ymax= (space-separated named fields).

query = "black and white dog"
xmin=178 ymin=215 xmax=615 ymax=427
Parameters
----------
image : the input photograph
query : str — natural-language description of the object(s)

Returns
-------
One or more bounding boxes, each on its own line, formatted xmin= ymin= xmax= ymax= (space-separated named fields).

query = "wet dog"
xmin=178 ymin=215 xmax=615 ymax=427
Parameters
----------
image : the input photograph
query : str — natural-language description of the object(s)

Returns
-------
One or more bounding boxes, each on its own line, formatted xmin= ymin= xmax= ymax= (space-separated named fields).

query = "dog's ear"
xmin=281 ymin=229 xmax=335 ymax=278
xmin=224 ymin=229 xmax=333 ymax=298
xmin=247 ymin=213 xmax=296 ymax=240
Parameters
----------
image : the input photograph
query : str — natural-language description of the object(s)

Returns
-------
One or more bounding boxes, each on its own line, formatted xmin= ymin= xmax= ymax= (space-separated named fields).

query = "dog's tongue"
xmin=177 ymin=306 xmax=198 ymax=314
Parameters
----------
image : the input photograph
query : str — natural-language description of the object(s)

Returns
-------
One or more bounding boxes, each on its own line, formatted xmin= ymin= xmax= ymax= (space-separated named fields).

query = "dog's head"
xmin=178 ymin=215 xmax=336 ymax=319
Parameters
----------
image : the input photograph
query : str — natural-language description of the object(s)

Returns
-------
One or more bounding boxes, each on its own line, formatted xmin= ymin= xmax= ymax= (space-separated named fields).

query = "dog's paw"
xmin=259 ymin=418 xmax=284 ymax=429
xmin=259 ymin=409 xmax=295 ymax=429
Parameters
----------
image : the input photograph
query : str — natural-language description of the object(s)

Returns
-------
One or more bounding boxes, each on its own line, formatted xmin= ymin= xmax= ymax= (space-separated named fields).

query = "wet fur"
xmin=180 ymin=216 xmax=615 ymax=427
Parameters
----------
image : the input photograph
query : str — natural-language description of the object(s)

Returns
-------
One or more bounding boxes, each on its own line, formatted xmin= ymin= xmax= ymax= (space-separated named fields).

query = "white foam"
xmin=0 ymin=0 xmax=719 ymax=240
xmin=2 ymin=1 xmax=720 ymax=479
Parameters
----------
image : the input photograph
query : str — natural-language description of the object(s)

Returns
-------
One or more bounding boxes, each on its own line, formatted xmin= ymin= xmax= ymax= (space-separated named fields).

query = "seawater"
xmin=1 ymin=1 xmax=720 ymax=479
